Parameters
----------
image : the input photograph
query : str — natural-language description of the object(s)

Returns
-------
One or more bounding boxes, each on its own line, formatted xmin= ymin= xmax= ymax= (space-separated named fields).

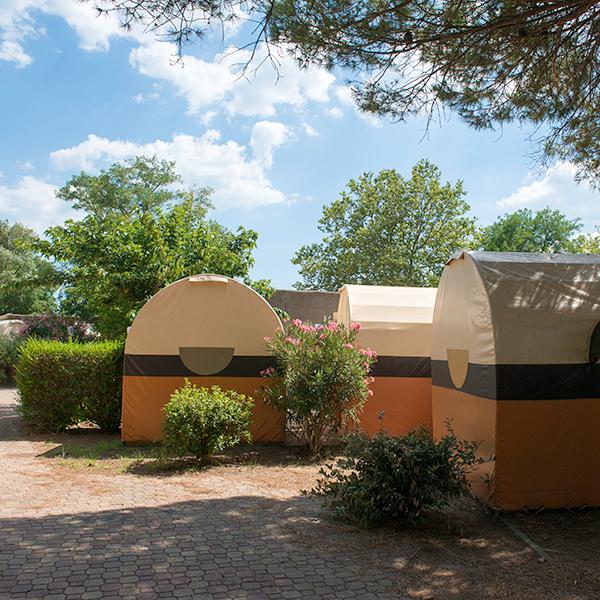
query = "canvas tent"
xmin=122 ymin=275 xmax=284 ymax=443
xmin=269 ymin=289 xmax=339 ymax=323
xmin=337 ymin=285 xmax=437 ymax=435
xmin=432 ymin=251 xmax=600 ymax=510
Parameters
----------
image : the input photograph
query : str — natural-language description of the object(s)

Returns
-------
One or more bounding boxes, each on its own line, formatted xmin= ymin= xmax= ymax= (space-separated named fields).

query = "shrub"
xmin=163 ymin=380 xmax=254 ymax=459
xmin=0 ymin=336 xmax=22 ymax=385
xmin=311 ymin=428 xmax=479 ymax=526
xmin=261 ymin=319 xmax=376 ymax=455
xmin=20 ymin=314 xmax=95 ymax=342
xmin=15 ymin=339 xmax=124 ymax=432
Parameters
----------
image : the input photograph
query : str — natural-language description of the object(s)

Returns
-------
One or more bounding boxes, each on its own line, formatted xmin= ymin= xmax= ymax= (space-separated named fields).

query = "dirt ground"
xmin=2 ymin=387 xmax=600 ymax=599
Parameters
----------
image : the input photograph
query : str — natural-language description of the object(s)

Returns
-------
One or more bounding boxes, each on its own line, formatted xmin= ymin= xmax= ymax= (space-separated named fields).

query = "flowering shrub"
xmin=20 ymin=314 xmax=95 ymax=342
xmin=261 ymin=319 xmax=376 ymax=454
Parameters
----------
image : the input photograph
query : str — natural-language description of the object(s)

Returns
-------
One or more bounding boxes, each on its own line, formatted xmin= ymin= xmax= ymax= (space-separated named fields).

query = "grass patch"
xmin=43 ymin=437 xmax=335 ymax=476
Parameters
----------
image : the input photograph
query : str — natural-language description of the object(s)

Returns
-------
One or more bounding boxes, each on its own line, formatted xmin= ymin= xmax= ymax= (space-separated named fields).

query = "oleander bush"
xmin=163 ymin=380 xmax=254 ymax=459
xmin=20 ymin=314 xmax=95 ymax=342
xmin=15 ymin=339 xmax=124 ymax=432
xmin=261 ymin=319 xmax=376 ymax=455
xmin=311 ymin=428 xmax=479 ymax=526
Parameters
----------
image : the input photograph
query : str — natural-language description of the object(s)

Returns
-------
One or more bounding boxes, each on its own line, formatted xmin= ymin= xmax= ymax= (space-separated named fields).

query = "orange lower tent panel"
xmin=432 ymin=385 xmax=496 ymax=503
xmin=122 ymin=376 xmax=285 ymax=443
xmin=357 ymin=377 xmax=432 ymax=436
xmin=495 ymin=398 xmax=600 ymax=510
xmin=433 ymin=385 xmax=600 ymax=510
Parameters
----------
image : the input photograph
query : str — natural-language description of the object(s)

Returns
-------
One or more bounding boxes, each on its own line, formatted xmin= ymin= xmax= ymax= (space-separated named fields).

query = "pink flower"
xmin=368 ymin=389 xmax=374 ymax=397
xmin=263 ymin=336 xmax=272 ymax=343
xmin=345 ymin=343 xmax=354 ymax=349
xmin=285 ymin=336 xmax=300 ymax=346
xmin=260 ymin=367 xmax=275 ymax=377
xmin=351 ymin=322 xmax=362 ymax=331
xmin=292 ymin=318 xmax=303 ymax=327
xmin=327 ymin=321 xmax=339 ymax=332
xmin=319 ymin=333 xmax=327 ymax=341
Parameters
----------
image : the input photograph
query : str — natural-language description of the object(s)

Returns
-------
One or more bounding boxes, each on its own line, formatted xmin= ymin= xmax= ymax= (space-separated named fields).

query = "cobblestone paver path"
xmin=0 ymin=389 xmax=413 ymax=600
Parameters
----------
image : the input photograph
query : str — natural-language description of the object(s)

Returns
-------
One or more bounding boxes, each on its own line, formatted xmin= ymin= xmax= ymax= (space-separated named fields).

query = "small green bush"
xmin=0 ymin=336 xmax=22 ymax=385
xmin=163 ymin=380 xmax=254 ymax=459
xmin=15 ymin=339 xmax=124 ymax=432
xmin=311 ymin=428 xmax=479 ymax=526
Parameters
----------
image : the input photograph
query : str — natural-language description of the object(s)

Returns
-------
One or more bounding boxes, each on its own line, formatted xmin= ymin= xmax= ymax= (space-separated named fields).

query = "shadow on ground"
xmin=2 ymin=495 xmax=600 ymax=600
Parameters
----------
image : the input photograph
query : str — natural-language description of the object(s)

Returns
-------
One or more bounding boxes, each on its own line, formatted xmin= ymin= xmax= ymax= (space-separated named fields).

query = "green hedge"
xmin=15 ymin=339 xmax=124 ymax=433
xmin=0 ymin=336 xmax=22 ymax=385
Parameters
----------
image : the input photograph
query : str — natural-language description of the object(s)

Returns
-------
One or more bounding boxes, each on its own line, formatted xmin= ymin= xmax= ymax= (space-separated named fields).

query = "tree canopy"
xmin=292 ymin=159 xmax=475 ymax=289
xmin=0 ymin=221 xmax=56 ymax=315
xmin=477 ymin=207 xmax=584 ymax=253
xmin=38 ymin=156 xmax=271 ymax=338
xmin=97 ymin=0 xmax=600 ymax=184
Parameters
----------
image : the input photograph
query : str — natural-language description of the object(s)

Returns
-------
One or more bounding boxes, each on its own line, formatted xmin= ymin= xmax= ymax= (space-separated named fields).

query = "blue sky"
xmin=1 ymin=2 xmax=598 ymax=288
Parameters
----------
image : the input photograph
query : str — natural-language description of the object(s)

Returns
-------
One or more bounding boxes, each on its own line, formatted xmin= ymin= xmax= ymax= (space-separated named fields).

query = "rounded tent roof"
xmin=337 ymin=284 xmax=437 ymax=357
xmin=125 ymin=274 xmax=282 ymax=356
xmin=432 ymin=251 xmax=600 ymax=366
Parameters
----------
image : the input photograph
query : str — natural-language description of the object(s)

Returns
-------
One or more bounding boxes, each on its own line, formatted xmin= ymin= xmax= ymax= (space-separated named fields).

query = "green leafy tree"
xmin=477 ymin=208 xmax=583 ymax=253
xmin=292 ymin=160 xmax=475 ymax=290
xmin=38 ymin=156 xmax=271 ymax=338
xmin=0 ymin=221 xmax=56 ymax=314
xmin=98 ymin=0 xmax=599 ymax=184
xmin=576 ymin=228 xmax=600 ymax=254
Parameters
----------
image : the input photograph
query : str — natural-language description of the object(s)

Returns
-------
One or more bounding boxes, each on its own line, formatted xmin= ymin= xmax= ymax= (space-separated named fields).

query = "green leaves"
xmin=477 ymin=208 xmax=584 ymax=253
xmin=311 ymin=428 xmax=480 ymax=526
xmin=163 ymin=380 xmax=254 ymax=459
xmin=261 ymin=319 xmax=376 ymax=454
xmin=15 ymin=339 xmax=124 ymax=433
xmin=0 ymin=220 xmax=57 ymax=314
xmin=40 ymin=156 xmax=269 ymax=338
xmin=293 ymin=160 xmax=475 ymax=290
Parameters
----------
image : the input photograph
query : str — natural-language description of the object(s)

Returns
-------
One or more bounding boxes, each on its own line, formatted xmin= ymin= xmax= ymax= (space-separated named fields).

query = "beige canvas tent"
xmin=432 ymin=251 xmax=600 ymax=510
xmin=122 ymin=275 xmax=284 ymax=443
xmin=337 ymin=285 xmax=437 ymax=435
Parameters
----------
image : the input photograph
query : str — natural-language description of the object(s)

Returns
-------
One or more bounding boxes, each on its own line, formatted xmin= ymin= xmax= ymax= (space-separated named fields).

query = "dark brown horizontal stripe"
xmin=432 ymin=360 xmax=600 ymax=400
xmin=124 ymin=354 xmax=274 ymax=377
xmin=371 ymin=356 xmax=431 ymax=378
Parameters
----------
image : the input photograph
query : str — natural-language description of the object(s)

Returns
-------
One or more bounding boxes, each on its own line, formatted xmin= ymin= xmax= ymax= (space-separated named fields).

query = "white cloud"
xmin=0 ymin=0 xmax=39 ymax=66
xmin=333 ymin=84 xmax=383 ymax=127
xmin=43 ymin=0 xmax=128 ymax=51
xmin=326 ymin=106 xmax=344 ymax=119
xmin=50 ymin=135 xmax=140 ymax=171
xmin=496 ymin=161 xmax=600 ymax=226
xmin=250 ymin=121 xmax=291 ymax=168
xmin=50 ymin=131 xmax=287 ymax=209
xmin=16 ymin=160 xmax=34 ymax=171
xmin=129 ymin=41 xmax=336 ymax=118
xmin=302 ymin=122 xmax=318 ymax=137
xmin=0 ymin=176 xmax=77 ymax=232
xmin=0 ymin=39 xmax=32 ymax=67
xmin=0 ymin=0 xmax=138 ymax=67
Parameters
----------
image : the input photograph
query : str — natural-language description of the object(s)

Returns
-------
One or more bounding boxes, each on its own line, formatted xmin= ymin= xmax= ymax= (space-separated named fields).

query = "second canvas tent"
xmin=337 ymin=285 xmax=437 ymax=435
